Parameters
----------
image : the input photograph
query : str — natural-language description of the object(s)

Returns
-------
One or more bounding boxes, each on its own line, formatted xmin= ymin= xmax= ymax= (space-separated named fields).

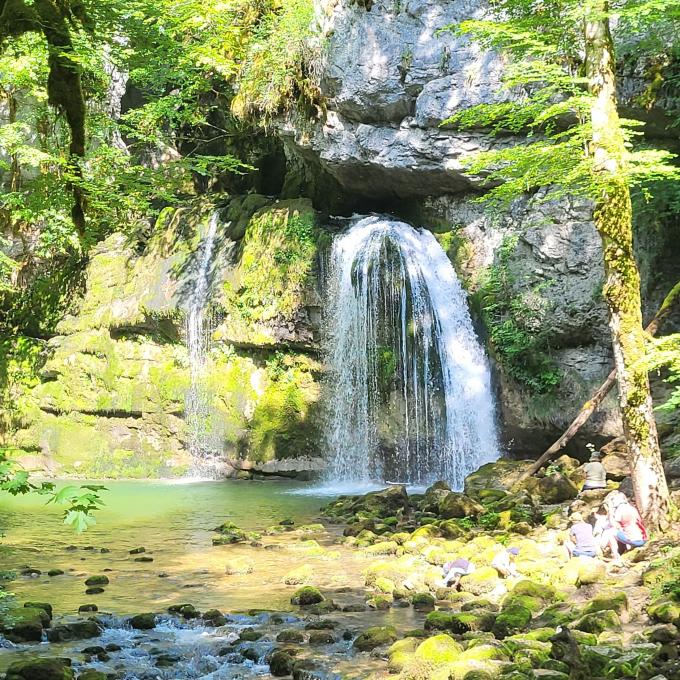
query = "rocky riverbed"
xmin=1 ymin=461 xmax=680 ymax=680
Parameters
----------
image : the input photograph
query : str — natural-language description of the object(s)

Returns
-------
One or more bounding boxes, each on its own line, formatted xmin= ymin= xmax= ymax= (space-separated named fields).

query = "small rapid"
xmin=322 ymin=216 xmax=499 ymax=490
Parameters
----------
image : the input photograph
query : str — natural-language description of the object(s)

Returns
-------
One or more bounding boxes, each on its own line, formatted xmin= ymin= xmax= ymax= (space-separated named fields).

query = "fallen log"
xmin=512 ymin=281 xmax=680 ymax=488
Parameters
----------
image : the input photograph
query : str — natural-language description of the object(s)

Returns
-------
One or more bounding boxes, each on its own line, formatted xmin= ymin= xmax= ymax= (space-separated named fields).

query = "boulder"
xmin=291 ymin=586 xmax=324 ymax=606
xmin=129 ymin=613 xmax=156 ymax=630
xmin=5 ymin=658 xmax=74 ymax=680
xmin=1 ymin=607 xmax=49 ymax=642
xmin=521 ymin=473 xmax=579 ymax=504
xmin=465 ymin=460 xmax=535 ymax=499
xmin=387 ymin=637 xmax=419 ymax=673
xmin=437 ymin=492 xmax=485 ymax=519
xmin=202 ymin=609 xmax=227 ymax=626
xmin=411 ymin=592 xmax=436 ymax=611
xmin=308 ymin=631 xmax=335 ymax=644
xmin=84 ymin=575 xmax=109 ymax=587
xmin=277 ymin=629 xmax=305 ymax=643
xmin=268 ymin=649 xmax=295 ymax=676
xmin=353 ymin=625 xmax=398 ymax=651
xmin=648 ymin=596 xmax=680 ymax=624
xmin=601 ymin=437 xmax=630 ymax=480
xmin=47 ymin=620 xmax=103 ymax=642
xmin=414 ymin=634 xmax=462 ymax=663
xmin=459 ymin=566 xmax=501 ymax=596
xmin=493 ymin=604 xmax=533 ymax=638
xmin=573 ymin=610 xmax=622 ymax=634
xmin=76 ymin=672 xmax=107 ymax=680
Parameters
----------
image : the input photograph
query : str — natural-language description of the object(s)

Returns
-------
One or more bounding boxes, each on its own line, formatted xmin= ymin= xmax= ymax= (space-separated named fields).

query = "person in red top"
xmin=605 ymin=491 xmax=647 ymax=565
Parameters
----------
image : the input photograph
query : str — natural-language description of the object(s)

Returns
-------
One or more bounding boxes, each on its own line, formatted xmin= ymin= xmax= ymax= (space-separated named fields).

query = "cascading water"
xmin=323 ymin=215 xmax=499 ymax=490
xmin=185 ymin=211 xmax=221 ymax=471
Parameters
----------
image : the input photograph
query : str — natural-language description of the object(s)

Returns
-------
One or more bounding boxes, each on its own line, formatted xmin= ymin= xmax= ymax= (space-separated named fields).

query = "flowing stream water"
xmin=323 ymin=216 xmax=499 ymax=490
xmin=185 ymin=212 xmax=222 ymax=473
xmin=0 ymin=481 xmax=415 ymax=679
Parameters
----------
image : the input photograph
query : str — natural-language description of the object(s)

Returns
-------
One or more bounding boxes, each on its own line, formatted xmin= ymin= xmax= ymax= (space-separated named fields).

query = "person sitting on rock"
xmin=591 ymin=505 xmax=611 ymax=553
xmin=581 ymin=450 xmax=607 ymax=491
xmin=441 ymin=558 xmax=475 ymax=590
xmin=605 ymin=492 xmax=647 ymax=565
xmin=491 ymin=547 xmax=520 ymax=578
xmin=565 ymin=512 xmax=597 ymax=559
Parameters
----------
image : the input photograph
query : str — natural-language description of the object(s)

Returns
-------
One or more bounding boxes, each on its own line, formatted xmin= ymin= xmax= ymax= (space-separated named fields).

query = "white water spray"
xmin=185 ymin=212 xmax=221 ymax=469
xmin=323 ymin=216 xmax=499 ymax=490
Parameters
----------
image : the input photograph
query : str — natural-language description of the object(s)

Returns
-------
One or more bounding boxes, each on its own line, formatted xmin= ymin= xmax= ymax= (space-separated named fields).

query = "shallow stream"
xmin=0 ymin=480 xmax=421 ymax=679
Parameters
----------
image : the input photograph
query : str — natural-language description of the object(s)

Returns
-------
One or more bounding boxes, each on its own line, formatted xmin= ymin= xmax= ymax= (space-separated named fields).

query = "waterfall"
xmin=323 ymin=216 xmax=499 ymax=490
xmin=185 ymin=211 xmax=221 ymax=470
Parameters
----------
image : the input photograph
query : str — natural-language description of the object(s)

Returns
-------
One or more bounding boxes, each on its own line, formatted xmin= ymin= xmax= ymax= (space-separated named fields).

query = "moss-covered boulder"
xmin=437 ymin=492 xmax=485 ymax=519
xmin=5 ymin=658 xmax=74 ymax=680
xmin=0 ymin=607 xmax=50 ymax=642
xmin=282 ymin=564 xmax=314 ymax=585
xmin=268 ymin=649 xmax=296 ymax=676
xmin=84 ymin=575 xmax=109 ymax=587
xmin=353 ymin=625 xmax=398 ymax=651
xmin=573 ymin=609 xmax=621 ymax=634
xmin=129 ymin=613 xmax=156 ymax=630
xmin=583 ymin=591 xmax=628 ymax=617
xmin=388 ymin=638 xmax=420 ymax=672
xmin=277 ymin=629 xmax=305 ymax=643
xmin=411 ymin=592 xmax=436 ymax=611
xmin=459 ymin=566 xmax=501 ymax=596
xmin=47 ymin=620 xmax=102 ymax=642
xmin=77 ymin=671 xmax=107 ymax=680
xmin=464 ymin=460 xmax=534 ymax=500
xmin=493 ymin=603 xmax=532 ymax=639
xmin=415 ymin=634 xmax=462 ymax=663
xmin=291 ymin=586 xmax=324 ymax=606
xmin=647 ymin=596 xmax=680 ymax=624
xmin=520 ymin=473 xmax=578 ymax=504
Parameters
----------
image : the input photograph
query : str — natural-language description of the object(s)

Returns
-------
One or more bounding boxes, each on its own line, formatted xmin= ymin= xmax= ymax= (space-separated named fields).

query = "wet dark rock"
xmin=304 ymin=620 xmax=336 ymax=630
xmin=129 ymin=547 xmax=146 ymax=554
xmin=291 ymin=586 xmax=324 ymax=606
xmin=81 ymin=646 xmax=107 ymax=656
xmin=129 ymin=613 xmax=156 ymax=630
xmin=105 ymin=643 xmax=122 ymax=652
xmin=5 ymin=657 xmax=74 ymax=680
xmin=20 ymin=567 xmax=42 ymax=577
xmin=85 ymin=587 xmax=105 ymax=595
xmin=48 ymin=569 xmax=65 ymax=577
xmin=24 ymin=601 xmax=53 ymax=619
xmin=78 ymin=604 xmax=98 ymax=613
xmin=276 ymin=629 xmax=304 ymax=643
xmin=202 ymin=609 xmax=227 ymax=626
xmin=239 ymin=627 xmax=264 ymax=642
xmin=83 ymin=546 xmax=96 ymax=551
xmin=99 ymin=548 xmax=111 ymax=554
xmin=84 ymin=575 xmax=109 ymax=586
xmin=241 ymin=647 xmax=260 ymax=662
xmin=134 ymin=556 xmax=154 ymax=562
xmin=411 ymin=593 xmax=435 ymax=611
xmin=158 ymin=572 xmax=169 ymax=578
xmin=308 ymin=631 xmax=336 ymax=644
xmin=1 ymin=606 xmax=50 ymax=642
xmin=341 ymin=604 xmax=366 ymax=612
xmin=269 ymin=649 xmax=296 ymax=676
xmin=353 ymin=626 xmax=398 ymax=651
xmin=168 ymin=603 xmax=199 ymax=619
xmin=155 ymin=653 xmax=180 ymax=667
xmin=280 ymin=519 xmax=295 ymax=526
xmin=65 ymin=545 xmax=78 ymax=551
xmin=77 ymin=671 xmax=107 ymax=680
xmin=47 ymin=620 xmax=103 ymax=642
xmin=437 ymin=492 xmax=485 ymax=519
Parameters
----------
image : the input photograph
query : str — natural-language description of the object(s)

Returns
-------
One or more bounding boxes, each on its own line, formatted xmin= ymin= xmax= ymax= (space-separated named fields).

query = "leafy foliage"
xmin=475 ymin=236 xmax=561 ymax=393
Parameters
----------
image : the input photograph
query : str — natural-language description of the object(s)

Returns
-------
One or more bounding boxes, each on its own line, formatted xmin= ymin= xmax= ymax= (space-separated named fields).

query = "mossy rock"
xmin=353 ymin=625 xmax=398 ymax=651
xmin=460 ymin=566 xmax=500 ymax=596
xmin=425 ymin=611 xmax=496 ymax=635
xmin=367 ymin=594 xmax=393 ymax=610
xmin=583 ymin=591 xmax=628 ymax=617
xmin=282 ymin=564 xmax=314 ymax=585
xmin=411 ymin=524 xmax=442 ymax=541
xmin=438 ymin=492 xmax=485 ymax=519
xmin=364 ymin=540 xmax=399 ymax=555
xmin=520 ymin=473 xmax=578 ymax=504
xmin=268 ymin=649 xmax=295 ymax=676
xmin=374 ymin=576 xmax=397 ymax=593
xmin=415 ymin=634 xmax=463 ymax=664
xmin=647 ymin=596 xmax=680 ymax=624
xmin=573 ymin=609 xmax=622 ymax=634
xmin=291 ymin=586 xmax=324 ymax=606
xmin=77 ymin=671 xmax=107 ymax=680
xmin=411 ymin=592 xmax=436 ymax=611
xmin=24 ymin=601 xmax=53 ymax=619
xmin=276 ymin=629 xmax=304 ymax=643
xmin=388 ymin=638 xmax=420 ymax=672
xmin=308 ymin=630 xmax=335 ymax=644
xmin=464 ymin=460 xmax=534 ymax=500
xmin=492 ymin=604 xmax=532 ymax=639
xmin=5 ymin=657 xmax=75 ymax=680
xmin=202 ymin=609 xmax=227 ymax=626
xmin=0 ymin=607 xmax=49 ymax=642
xmin=239 ymin=627 xmax=264 ymax=642
xmin=510 ymin=580 xmax=556 ymax=604
xmin=84 ymin=575 xmax=109 ymax=587
xmin=47 ymin=620 xmax=102 ymax=642
xmin=129 ymin=613 xmax=156 ymax=630
xmin=459 ymin=644 xmax=509 ymax=661
xmin=501 ymin=594 xmax=544 ymax=614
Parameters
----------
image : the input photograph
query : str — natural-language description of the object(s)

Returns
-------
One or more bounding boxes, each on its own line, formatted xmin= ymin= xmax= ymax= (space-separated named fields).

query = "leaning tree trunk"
xmin=585 ymin=2 xmax=670 ymax=531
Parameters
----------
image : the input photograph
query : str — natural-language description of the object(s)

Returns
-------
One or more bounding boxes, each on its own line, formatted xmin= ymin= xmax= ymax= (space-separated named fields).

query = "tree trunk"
xmin=584 ymin=2 xmax=669 ymax=530
xmin=512 ymin=280 xmax=680 ymax=487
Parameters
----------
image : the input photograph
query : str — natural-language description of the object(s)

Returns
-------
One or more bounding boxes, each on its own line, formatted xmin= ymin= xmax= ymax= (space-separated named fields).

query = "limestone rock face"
xmin=13 ymin=198 xmax=325 ymax=477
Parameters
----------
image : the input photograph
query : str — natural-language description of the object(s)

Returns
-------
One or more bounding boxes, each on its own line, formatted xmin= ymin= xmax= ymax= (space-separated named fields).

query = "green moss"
xmin=493 ymin=603 xmax=533 ymax=638
xmin=415 ymin=634 xmax=462 ymax=663
xmin=353 ymin=625 xmax=398 ymax=651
